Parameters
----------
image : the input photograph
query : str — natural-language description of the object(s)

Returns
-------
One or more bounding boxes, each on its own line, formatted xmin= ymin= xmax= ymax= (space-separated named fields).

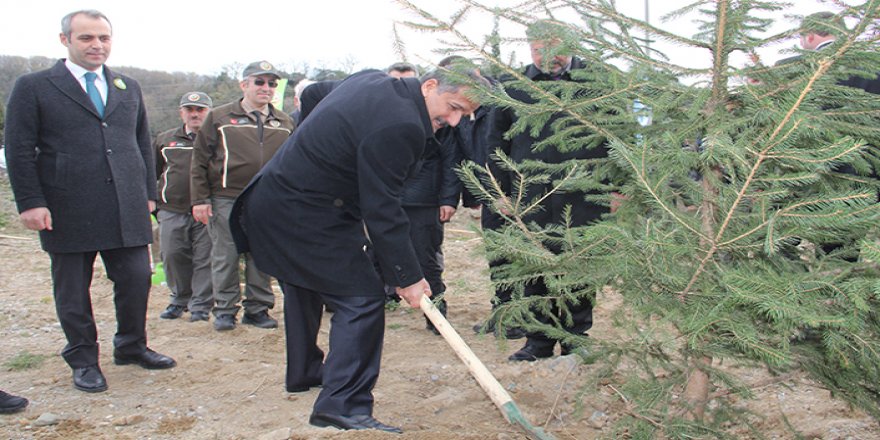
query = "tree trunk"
xmin=681 ymin=356 xmax=712 ymax=421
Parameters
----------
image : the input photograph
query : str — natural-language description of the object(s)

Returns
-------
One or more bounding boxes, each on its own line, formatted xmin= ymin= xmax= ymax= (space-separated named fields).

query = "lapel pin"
xmin=113 ymin=78 xmax=127 ymax=90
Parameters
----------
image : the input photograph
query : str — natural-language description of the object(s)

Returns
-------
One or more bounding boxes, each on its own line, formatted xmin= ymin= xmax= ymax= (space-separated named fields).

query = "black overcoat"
xmin=487 ymin=58 xmax=610 ymax=228
xmin=4 ymin=60 xmax=156 ymax=253
xmin=232 ymin=70 xmax=429 ymax=296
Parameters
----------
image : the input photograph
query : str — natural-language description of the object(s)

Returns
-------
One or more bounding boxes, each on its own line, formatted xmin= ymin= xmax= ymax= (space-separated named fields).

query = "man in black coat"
xmin=4 ymin=10 xmax=175 ymax=393
xmin=488 ymin=20 xmax=610 ymax=361
xmin=232 ymin=68 xmax=484 ymax=433
xmin=776 ymin=11 xmax=880 ymax=260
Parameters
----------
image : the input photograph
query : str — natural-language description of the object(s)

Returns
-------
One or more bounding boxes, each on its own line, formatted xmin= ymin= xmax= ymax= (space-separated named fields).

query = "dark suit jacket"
xmin=4 ymin=59 xmax=156 ymax=253
xmin=297 ymin=78 xmax=460 ymax=208
xmin=232 ymin=70 xmax=430 ymax=295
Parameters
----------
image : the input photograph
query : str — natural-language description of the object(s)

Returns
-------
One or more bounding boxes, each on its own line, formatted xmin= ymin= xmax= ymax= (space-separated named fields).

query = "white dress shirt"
xmin=65 ymin=59 xmax=107 ymax=105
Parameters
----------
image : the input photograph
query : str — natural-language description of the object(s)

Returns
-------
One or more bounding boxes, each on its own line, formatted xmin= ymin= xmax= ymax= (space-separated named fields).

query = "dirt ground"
xmin=0 ymin=174 xmax=877 ymax=440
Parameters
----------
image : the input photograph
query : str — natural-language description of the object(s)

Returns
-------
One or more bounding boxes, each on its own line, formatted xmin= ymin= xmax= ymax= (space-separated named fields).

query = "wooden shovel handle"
xmin=419 ymin=295 xmax=514 ymax=416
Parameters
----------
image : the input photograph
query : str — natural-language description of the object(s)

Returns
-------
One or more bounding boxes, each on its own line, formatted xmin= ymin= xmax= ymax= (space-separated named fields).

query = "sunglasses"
xmin=252 ymin=79 xmax=279 ymax=88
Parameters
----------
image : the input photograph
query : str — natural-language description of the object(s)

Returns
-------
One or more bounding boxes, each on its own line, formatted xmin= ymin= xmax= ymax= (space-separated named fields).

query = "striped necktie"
xmin=84 ymin=72 xmax=104 ymax=117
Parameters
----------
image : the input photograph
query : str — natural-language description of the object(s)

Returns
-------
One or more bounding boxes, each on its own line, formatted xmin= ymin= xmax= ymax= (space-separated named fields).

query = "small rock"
xmin=112 ymin=414 xmax=145 ymax=426
xmin=34 ymin=413 xmax=61 ymax=427
xmin=588 ymin=410 xmax=608 ymax=429
xmin=505 ymin=383 xmax=516 ymax=391
xmin=258 ymin=427 xmax=292 ymax=440
xmin=547 ymin=354 xmax=580 ymax=371
xmin=430 ymin=375 xmax=440 ymax=382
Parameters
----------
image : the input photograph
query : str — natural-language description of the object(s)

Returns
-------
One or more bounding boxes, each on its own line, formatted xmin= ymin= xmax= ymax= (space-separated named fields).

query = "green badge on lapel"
xmin=113 ymin=78 xmax=127 ymax=90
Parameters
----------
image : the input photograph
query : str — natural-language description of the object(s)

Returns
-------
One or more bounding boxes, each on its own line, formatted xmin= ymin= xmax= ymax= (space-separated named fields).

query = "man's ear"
xmin=420 ymin=78 xmax=438 ymax=96
xmin=806 ymin=33 xmax=820 ymax=47
xmin=59 ymin=33 xmax=69 ymax=47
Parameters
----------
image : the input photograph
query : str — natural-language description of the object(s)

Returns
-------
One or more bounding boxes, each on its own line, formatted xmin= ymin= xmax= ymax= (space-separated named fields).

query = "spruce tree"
xmin=399 ymin=0 xmax=880 ymax=436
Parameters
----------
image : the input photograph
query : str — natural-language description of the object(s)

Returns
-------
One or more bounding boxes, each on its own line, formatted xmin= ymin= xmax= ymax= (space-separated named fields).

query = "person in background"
xmin=155 ymin=92 xmax=214 ymax=322
xmin=487 ymin=20 xmax=607 ymax=361
xmin=388 ymin=58 xmax=463 ymax=335
xmin=190 ymin=60 xmax=295 ymax=332
xmin=289 ymin=78 xmax=314 ymax=124
xmin=386 ymin=61 xmax=419 ymax=78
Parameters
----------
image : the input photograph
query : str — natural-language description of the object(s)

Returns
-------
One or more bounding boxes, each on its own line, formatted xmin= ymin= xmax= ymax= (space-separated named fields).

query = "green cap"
xmin=242 ymin=60 xmax=281 ymax=79
xmin=179 ymin=91 xmax=212 ymax=109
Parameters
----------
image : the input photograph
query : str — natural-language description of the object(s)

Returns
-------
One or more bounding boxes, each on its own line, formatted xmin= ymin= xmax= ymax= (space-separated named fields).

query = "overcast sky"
xmin=0 ymin=0 xmax=848 ymax=77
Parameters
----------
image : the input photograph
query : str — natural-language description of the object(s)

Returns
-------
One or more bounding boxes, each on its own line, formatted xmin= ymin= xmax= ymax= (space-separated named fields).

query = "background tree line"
xmin=0 ymin=55 xmax=356 ymax=144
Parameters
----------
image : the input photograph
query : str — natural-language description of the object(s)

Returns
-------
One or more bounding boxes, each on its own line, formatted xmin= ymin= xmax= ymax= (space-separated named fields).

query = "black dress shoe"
xmin=73 ymin=365 xmax=107 ymax=393
xmin=425 ymin=317 xmax=441 ymax=335
xmin=473 ymin=320 xmax=527 ymax=339
xmin=213 ymin=314 xmax=236 ymax=331
xmin=114 ymin=349 xmax=176 ymax=369
xmin=242 ymin=310 xmax=278 ymax=329
xmin=473 ymin=319 xmax=495 ymax=334
xmin=0 ymin=390 xmax=29 ymax=413
xmin=189 ymin=311 xmax=210 ymax=322
xmin=309 ymin=412 xmax=402 ymax=433
xmin=425 ymin=299 xmax=447 ymax=335
xmin=285 ymin=381 xmax=322 ymax=393
xmin=500 ymin=326 xmax=527 ymax=340
xmin=159 ymin=304 xmax=186 ymax=319
xmin=508 ymin=343 xmax=554 ymax=362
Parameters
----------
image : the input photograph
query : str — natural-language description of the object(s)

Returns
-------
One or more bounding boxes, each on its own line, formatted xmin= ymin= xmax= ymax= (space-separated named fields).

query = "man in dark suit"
xmin=488 ymin=20 xmax=610 ymax=362
xmin=232 ymin=68 xmax=485 ymax=433
xmin=4 ymin=10 xmax=175 ymax=394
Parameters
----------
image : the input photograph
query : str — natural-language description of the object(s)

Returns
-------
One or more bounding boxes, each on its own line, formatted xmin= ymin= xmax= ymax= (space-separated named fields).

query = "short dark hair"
xmin=437 ymin=55 xmax=467 ymax=68
xmin=387 ymin=62 xmax=419 ymax=77
xmin=61 ymin=10 xmax=111 ymax=39
xmin=801 ymin=11 xmax=846 ymax=37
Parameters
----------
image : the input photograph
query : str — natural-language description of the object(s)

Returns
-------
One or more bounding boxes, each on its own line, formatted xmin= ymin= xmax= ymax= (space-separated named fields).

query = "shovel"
xmin=420 ymin=295 xmax=556 ymax=440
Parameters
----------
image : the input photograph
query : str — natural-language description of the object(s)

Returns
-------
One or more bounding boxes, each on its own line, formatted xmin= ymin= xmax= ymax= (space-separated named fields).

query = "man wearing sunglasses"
xmin=191 ymin=60 xmax=294 ymax=332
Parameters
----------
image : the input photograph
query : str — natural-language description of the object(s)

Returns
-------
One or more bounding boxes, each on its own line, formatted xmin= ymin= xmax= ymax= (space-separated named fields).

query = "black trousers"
xmin=523 ymin=277 xmax=593 ymax=349
xmin=280 ymin=281 xmax=385 ymax=416
xmin=482 ymin=205 xmax=514 ymax=307
xmin=403 ymin=206 xmax=445 ymax=297
xmin=49 ymin=246 xmax=151 ymax=368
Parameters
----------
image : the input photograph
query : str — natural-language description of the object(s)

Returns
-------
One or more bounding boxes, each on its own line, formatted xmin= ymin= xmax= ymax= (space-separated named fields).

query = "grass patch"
xmin=387 ymin=323 xmax=404 ymax=330
xmin=4 ymin=351 xmax=48 ymax=371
